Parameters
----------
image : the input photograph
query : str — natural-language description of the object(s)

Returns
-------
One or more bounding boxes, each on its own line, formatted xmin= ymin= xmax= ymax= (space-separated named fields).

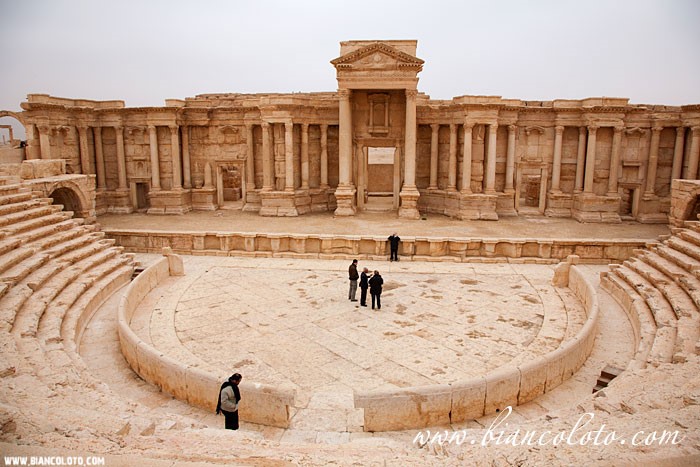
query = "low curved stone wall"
xmin=117 ymin=257 xmax=296 ymax=428
xmin=105 ymin=228 xmax=649 ymax=263
xmin=354 ymin=265 xmax=600 ymax=431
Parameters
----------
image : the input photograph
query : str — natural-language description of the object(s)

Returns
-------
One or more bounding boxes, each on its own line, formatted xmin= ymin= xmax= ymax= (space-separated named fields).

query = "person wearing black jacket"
xmin=348 ymin=259 xmax=359 ymax=302
xmin=359 ymin=267 xmax=370 ymax=307
xmin=216 ymin=373 xmax=242 ymax=430
xmin=369 ymin=270 xmax=384 ymax=310
xmin=388 ymin=233 xmax=400 ymax=261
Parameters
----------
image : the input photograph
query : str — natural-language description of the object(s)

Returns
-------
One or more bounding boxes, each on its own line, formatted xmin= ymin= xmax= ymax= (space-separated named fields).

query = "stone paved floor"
xmin=134 ymin=256 xmax=584 ymax=397
xmin=97 ymin=210 xmax=669 ymax=239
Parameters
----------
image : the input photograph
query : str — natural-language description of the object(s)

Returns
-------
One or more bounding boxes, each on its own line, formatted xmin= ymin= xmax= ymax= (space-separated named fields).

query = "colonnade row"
xmin=419 ymin=122 xmax=700 ymax=198
xmin=24 ymin=118 xmax=700 ymax=215
xmin=27 ymin=122 xmax=338 ymax=195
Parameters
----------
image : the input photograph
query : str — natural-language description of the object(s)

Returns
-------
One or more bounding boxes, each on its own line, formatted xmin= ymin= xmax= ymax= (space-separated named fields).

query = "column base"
xmin=191 ymin=187 xmax=217 ymax=211
xmin=636 ymin=194 xmax=670 ymax=224
xmin=571 ymin=193 xmax=621 ymax=223
xmin=334 ymin=186 xmax=356 ymax=216
xmin=545 ymin=191 xmax=574 ymax=218
xmin=147 ymin=189 xmax=192 ymax=215
xmin=105 ymin=189 xmax=134 ymax=214
xmin=294 ymin=189 xmax=312 ymax=215
xmin=259 ymin=190 xmax=299 ymax=217
xmin=243 ymin=190 xmax=261 ymax=213
xmin=398 ymin=186 xmax=421 ymax=219
xmin=457 ymin=193 xmax=498 ymax=220
xmin=496 ymin=192 xmax=517 ymax=217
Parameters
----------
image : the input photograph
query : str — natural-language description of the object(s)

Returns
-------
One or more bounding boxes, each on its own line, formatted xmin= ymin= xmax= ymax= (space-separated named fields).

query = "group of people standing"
xmin=349 ymin=260 xmax=384 ymax=309
xmin=347 ymin=233 xmax=401 ymax=310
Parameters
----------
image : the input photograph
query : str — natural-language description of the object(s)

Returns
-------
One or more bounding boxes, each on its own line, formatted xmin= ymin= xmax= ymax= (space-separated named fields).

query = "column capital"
xmin=489 ymin=122 xmax=499 ymax=129
xmin=691 ymin=126 xmax=700 ymax=133
xmin=285 ymin=121 xmax=294 ymax=131
xmin=148 ymin=125 xmax=157 ymax=132
xmin=613 ymin=125 xmax=625 ymax=133
xmin=652 ymin=125 xmax=664 ymax=133
xmin=430 ymin=123 xmax=440 ymax=131
xmin=244 ymin=122 xmax=253 ymax=130
xmin=508 ymin=124 xmax=517 ymax=133
xmin=261 ymin=121 xmax=271 ymax=129
xmin=405 ymin=89 xmax=418 ymax=99
xmin=37 ymin=125 xmax=50 ymax=134
xmin=676 ymin=126 xmax=686 ymax=136
xmin=168 ymin=124 xmax=179 ymax=134
xmin=338 ymin=89 xmax=351 ymax=99
xmin=320 ymin=123 xmax=328 ymax=131
xmin=301 ymin=122 xmax=309 ymax=131
xmin=449 ymin=123 xmax=457 ymax=131
xmin=463 ymin=121 xmax=475 ymax=130
xmin=555 ymin=125 xmax=565 ymax=134
xmin=114 ymin=125 xmax=124 ymax=132
xmin=587 ymin=125 xmax=598 ymax=133
xmin=579 ymin=126 xmax=586 ymax=135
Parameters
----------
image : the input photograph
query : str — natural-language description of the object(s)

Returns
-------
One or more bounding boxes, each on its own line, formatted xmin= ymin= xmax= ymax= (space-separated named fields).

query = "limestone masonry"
xmin=5 ymin=40 xmax=700 ymax=223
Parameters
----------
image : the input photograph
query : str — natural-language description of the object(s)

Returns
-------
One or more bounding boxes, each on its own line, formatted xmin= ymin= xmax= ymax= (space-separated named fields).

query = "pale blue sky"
xmin=1 ymin=0 xmax=699 ymax=138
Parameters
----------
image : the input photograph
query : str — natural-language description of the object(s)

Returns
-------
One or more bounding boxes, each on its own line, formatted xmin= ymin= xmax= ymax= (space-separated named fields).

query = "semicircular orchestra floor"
xmin=130 ymin=256 xmax=586 ymax=401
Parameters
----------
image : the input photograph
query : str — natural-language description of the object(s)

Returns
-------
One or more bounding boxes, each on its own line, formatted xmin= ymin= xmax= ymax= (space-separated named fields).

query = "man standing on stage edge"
xmin=388 ymin=233 xmax=401 ymax=261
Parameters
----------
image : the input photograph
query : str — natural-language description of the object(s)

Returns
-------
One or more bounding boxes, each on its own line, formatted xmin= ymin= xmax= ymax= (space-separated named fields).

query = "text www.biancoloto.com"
xmin=413 ymin=406 xmax=683 ymax=448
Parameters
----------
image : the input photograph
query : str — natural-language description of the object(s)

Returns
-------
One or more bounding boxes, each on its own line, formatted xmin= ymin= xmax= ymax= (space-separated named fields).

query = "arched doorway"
xmin=687 ymin=196 xmax=700 ymax=222
xmin=49 ymin=187 xmax=84 ymax=218
xmin=0 ymin=111 xmax=26 ymax=163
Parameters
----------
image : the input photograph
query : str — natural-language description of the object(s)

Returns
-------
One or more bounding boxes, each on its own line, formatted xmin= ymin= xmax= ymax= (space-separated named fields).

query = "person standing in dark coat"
xmin=388 ymin=233 xmax=401 ymax=261
xmin=348 ymin=259 xmax=359 ymax=302
xmin=369 ymin=270 xmax=384 ymax=310
xmin=216 ymin=373 xmax=242 ymax=430
xmin=359 ymin=267 xmax=370 ymax=307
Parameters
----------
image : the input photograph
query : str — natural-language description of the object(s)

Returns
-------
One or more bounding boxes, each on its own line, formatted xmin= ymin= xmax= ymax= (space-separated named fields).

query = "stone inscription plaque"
xmin=368 ymin=147 xmax=395 ymax=165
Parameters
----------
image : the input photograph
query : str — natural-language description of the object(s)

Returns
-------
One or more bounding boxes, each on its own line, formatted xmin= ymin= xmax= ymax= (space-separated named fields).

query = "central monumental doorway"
xmin=364 ymin=147 xmax=400 ymax=212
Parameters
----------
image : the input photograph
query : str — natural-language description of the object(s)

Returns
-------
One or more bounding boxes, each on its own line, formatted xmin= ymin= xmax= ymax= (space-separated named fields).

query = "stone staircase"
xmin=601 ymin=224 xmax=700 ymax=368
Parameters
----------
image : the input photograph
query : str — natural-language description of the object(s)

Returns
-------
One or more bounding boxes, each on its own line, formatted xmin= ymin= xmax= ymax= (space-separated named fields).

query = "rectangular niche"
xmin=368 ymin=93 xmax=390 ymax=135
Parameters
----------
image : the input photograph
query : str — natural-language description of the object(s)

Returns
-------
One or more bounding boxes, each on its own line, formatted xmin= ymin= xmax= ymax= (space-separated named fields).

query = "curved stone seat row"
xmin=117 ymin=256 xmax=296 ymax=428
xmin=353 ymin=265 xmax=599 ymax=431
xmin=105 ymin=228 xmax=649 ymax=263
xmin=601 ymin=224 xmax=700 ymax=369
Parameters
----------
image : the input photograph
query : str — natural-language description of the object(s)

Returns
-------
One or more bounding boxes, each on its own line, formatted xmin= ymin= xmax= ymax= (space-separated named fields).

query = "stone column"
xmin=461 ymin=122 xmax=473 ymax=194
xmin=148 ymin=125 xmax=161 ymax=190
xmin=335 ymin=89 xmax=356 ymax=216
xmin=244 ymin=124 xmax=255 ymax=192
xmin=284 ymin=122 xmax=294 ymax=192
xmin=76 ymin=126 xmax=91 ymax=175
xmin=485 ymin=123 xmax=498 ymax=193
xmin=583 ymin=126 xmax=598 ymax=194
xmin=115 ymin=125 xmax=127 ymax=190
xmin=38 ymin=125 xmax=52 ymax=160
xmin=671 ymin=126 xmax=685 ymax=181
xmin=262 ymin=122 xmax=273 ymax=191
xmin=429 ymin=123 xmax=439 ymax=189
xmin=574 ymin=127 xmax=587 ymax=193
xmin=169 ymin=125 xmax=182 ymax=189
xmin=644 ymin=126 xmax=663 ymax=196
xmin=607 ymin=126 xmax=623 ymax=195
xmin=320 ymin=124 xmax=329 ymax=189
xmin=93 ymin=127 xmax=106 ymax=189
xmin=398 ymin=89 xmax=420 ymax=219
xmin=448 ymin=124 xmax=457 ymax=191
xmin=181 ymin=125 xmax=191 ymax=189
xmin=688 ymin=127 xmax=700 ymax=180
xmin=505 ymin=124 xmax=516 ymax=193
xmin=338 ymin=90 xmax=353 ymax=187
xmin=551 ymin=125 xmax=564 ymax=193
xmin=25 ymin=123 xmax=40 ymax=160
xmin=301 ymin=123 xmax=309 ymax=189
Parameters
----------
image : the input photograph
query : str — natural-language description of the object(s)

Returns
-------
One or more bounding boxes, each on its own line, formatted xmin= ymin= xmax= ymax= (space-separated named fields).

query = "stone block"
xmin=20 ymin=160 xmax=65 ymax=179
xmin=450 ymin=377 xmax=486 ymax=422
xmin=484 ymin=366 xmax=520 ymax=415
xmin=355 ymin=385 xmax=452 ymax=431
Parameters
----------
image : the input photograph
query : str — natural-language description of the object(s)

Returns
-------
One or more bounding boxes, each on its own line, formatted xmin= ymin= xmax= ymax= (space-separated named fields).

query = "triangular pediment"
xmin=331 ymin=42 xmax=424 ymax=70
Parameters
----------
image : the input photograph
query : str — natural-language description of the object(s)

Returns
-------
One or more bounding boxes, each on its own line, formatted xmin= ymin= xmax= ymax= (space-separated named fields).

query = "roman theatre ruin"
xmin=0 ymin=40 xmax=699 ymax=465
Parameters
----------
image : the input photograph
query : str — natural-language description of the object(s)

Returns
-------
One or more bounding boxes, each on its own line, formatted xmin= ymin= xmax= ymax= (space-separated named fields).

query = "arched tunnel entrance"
xmin=49 ymin=187 xmax=84 ymax=218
